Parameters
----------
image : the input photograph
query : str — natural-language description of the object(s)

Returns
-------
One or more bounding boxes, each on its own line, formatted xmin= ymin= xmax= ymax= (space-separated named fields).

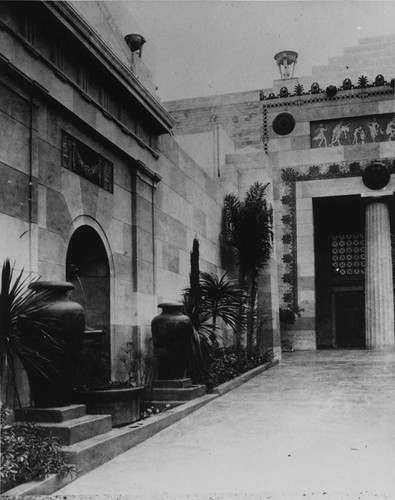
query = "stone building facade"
xmin=0 ymin=1 xmax=280 ymax=406
xmin=1 ymin=1 xmax=394 ymax=405
xmin=166 ymin=36 xmax=395 ymax=353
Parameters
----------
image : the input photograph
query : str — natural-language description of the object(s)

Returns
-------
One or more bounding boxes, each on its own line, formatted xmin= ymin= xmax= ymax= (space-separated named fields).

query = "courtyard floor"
xmin=57 ymin=350 xmax=395 ymax=499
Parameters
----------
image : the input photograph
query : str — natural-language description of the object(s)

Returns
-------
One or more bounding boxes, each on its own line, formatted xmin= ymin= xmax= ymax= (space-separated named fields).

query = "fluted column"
xmin=364 ymin=196 xmax=395 ymax=350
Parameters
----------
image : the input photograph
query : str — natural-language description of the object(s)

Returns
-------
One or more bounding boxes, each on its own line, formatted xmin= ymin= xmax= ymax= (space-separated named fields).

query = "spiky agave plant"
xmin=0 ymin=259 xmax=62 ymax=407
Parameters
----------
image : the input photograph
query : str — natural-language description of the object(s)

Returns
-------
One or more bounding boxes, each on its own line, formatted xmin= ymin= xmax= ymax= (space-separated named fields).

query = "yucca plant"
xmin=0 ymin=259 xmax=62 ymax=407
xmin=224 ymin=182 xmax=273 ymax=355
xmin=199 ymin=271 xmax=246 ymax=345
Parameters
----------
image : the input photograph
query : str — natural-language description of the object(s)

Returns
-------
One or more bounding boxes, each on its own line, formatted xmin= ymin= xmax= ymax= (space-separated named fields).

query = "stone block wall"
xmin=0 ymin=74 xmax=231 ymax=395
xmin=166 ymin=90 xmax=263 ymax=149
xmin=155 ymin=134 xmax=228 ymax=304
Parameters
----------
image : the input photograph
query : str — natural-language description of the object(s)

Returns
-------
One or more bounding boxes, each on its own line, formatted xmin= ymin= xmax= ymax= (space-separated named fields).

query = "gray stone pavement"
xmin=57 ymin=350 xmax=395 ymax=499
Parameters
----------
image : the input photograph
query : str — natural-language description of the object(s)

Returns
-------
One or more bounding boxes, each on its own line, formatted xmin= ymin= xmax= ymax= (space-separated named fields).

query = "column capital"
xmin=361 ymin=190 xmax=394 ymax=202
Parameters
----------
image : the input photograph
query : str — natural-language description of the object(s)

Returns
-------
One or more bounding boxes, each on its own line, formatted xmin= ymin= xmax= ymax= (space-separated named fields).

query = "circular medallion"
xmin=326 ymin=85 xmax=338 ymax=97
xmin=362 ymin=162 xmax=390 ymax=190
xmin=272 ymin=112 xmax=295 ymax=135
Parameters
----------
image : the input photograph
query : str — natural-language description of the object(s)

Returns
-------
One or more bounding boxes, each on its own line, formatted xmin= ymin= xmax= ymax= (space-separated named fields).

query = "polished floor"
xmin=57 ymin=350 xmax=395 ymax=499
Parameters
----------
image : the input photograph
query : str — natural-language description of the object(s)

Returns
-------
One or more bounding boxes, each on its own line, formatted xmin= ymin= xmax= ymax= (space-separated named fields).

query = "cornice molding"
xmin=41 ymin=1 xmax=174 ymax=133
xmin=0 ymin=55 xmax=162 ymax=184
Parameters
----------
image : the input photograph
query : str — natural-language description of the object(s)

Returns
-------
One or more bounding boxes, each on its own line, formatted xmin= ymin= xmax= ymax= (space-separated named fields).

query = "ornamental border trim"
xmin=262 ymin=87 xmax=393 ymax=110
xmin=280 ymin=157 xmax=395 ymax=308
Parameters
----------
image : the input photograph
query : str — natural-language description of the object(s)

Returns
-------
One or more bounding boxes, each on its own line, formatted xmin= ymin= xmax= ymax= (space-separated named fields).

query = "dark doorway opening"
xmin=66 ymin=226 xmax=111 ymax=386
xmin=314 ymin=196 xmax=365 ymax=348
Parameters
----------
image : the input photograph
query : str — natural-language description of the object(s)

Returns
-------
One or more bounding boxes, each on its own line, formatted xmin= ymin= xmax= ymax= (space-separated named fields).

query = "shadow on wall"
xmin=66 ymin=226 xmax=111 ymax=386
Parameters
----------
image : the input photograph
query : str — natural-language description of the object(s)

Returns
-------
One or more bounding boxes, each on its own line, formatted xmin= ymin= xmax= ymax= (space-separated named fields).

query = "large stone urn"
xmin=151 ymin=303 xmax=193 ymax=380
xmin=20 ymin=281 xmax=85 ymax=407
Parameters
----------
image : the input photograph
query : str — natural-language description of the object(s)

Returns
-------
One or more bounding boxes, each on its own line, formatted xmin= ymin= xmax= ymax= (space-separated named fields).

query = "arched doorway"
xmin=66 ymin=226 xmax=111 ymax=386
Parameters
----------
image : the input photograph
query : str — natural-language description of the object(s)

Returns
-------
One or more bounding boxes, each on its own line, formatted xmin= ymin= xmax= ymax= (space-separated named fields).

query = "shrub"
xmin=196 ymin=346 xmax=273 ymax=392
xmin=279 ymin=305 xmax=304 ymax=325
xmin=0 ymin=406 xmax=75 ymax=493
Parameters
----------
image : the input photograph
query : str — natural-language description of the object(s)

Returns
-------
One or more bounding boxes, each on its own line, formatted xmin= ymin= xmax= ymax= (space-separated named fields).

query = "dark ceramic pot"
xmin=20 ymin=281 xmax=85 ymax=407
xmin=151 ymin=303 xmax=193 ymax=380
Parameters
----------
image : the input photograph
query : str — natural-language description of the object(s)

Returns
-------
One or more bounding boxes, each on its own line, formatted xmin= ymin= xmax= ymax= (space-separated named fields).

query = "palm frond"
xmin=224 ymin=182 xmax=273 ymax=276
xmin=1 ymin=260 xmax=65 ymax=403
xmin=199 ymin=272 xmax=246 ymax=332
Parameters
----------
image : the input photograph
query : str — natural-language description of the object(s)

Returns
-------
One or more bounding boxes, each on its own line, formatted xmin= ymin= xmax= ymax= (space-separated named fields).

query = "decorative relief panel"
xmin=61 ymin=131 xmax=113 ymax=193
xmin=311 ymin=113 xmax=395 ymax=148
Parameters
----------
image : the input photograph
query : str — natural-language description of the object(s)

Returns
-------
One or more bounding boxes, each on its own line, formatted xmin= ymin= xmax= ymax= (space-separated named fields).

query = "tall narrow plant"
xmin=189 ymin=237 xmax=201 ymax=303
xmin=224 ymin=182 xmax=273 ymax=354
xmin=183 ymin=238 xmax=212 ymax=378
xmin=184 ymin=237 xmax=207 ymax=338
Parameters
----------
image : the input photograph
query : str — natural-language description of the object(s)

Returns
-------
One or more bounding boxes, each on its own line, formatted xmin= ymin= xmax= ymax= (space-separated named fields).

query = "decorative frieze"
xmin=262 ymin=87 xmax=393 ymax=110
xmin=61 ymin=131 xmax=113 ymax=193
xmin=311 ymin=113 xmax=395 ymax=148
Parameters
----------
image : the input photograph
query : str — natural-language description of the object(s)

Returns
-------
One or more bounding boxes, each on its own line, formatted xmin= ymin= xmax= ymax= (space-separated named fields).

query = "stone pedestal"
xmin=147 ymin=378 xmax=206 ymax=406
xmin=364 ymin=196 xmax=395 ymax=350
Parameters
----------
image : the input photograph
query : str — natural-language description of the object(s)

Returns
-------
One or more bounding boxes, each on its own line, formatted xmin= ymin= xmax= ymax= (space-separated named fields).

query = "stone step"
xmin=19 ymin=414 xmax=113 ymax=446
xmin=15 ymin=404 xmax=87 ymax=423
xmin=148 ymin=385 xmax=206 ymax=402
xmin=148 ymin=401 xmax=184 ymax=411
xmin=62 ymin=424 xmax=153 ymax=475
xmin=62 ymin=394 xmax=216 ymax=477
xmin=153 ymin=378 xmax=192 ymax=388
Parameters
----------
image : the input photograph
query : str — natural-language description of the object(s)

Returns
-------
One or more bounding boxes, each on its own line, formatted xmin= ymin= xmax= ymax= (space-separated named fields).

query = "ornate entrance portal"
xmin=314 ymin=196 xmax=366 ymax=348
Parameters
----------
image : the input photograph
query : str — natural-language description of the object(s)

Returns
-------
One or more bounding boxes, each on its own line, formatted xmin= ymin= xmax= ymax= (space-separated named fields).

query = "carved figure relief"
xmin=312 ymin=124 xmax=328 ymax=147
xmin=61 ymin=131 xmax=113 ymax=192
xmin=311 ymin=113 xmax=395 ymax=148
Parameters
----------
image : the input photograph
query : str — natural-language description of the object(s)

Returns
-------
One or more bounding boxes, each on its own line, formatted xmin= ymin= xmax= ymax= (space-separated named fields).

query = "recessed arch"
xmin=65 ymin=215 xmax=115 ymax=279
xmin=66 ymin=223 xmax=112 ymax=385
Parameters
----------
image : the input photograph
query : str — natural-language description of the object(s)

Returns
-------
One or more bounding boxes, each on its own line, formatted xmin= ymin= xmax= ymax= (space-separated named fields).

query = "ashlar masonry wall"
xmin=0 ymin=0 xmax=233 ymax=401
